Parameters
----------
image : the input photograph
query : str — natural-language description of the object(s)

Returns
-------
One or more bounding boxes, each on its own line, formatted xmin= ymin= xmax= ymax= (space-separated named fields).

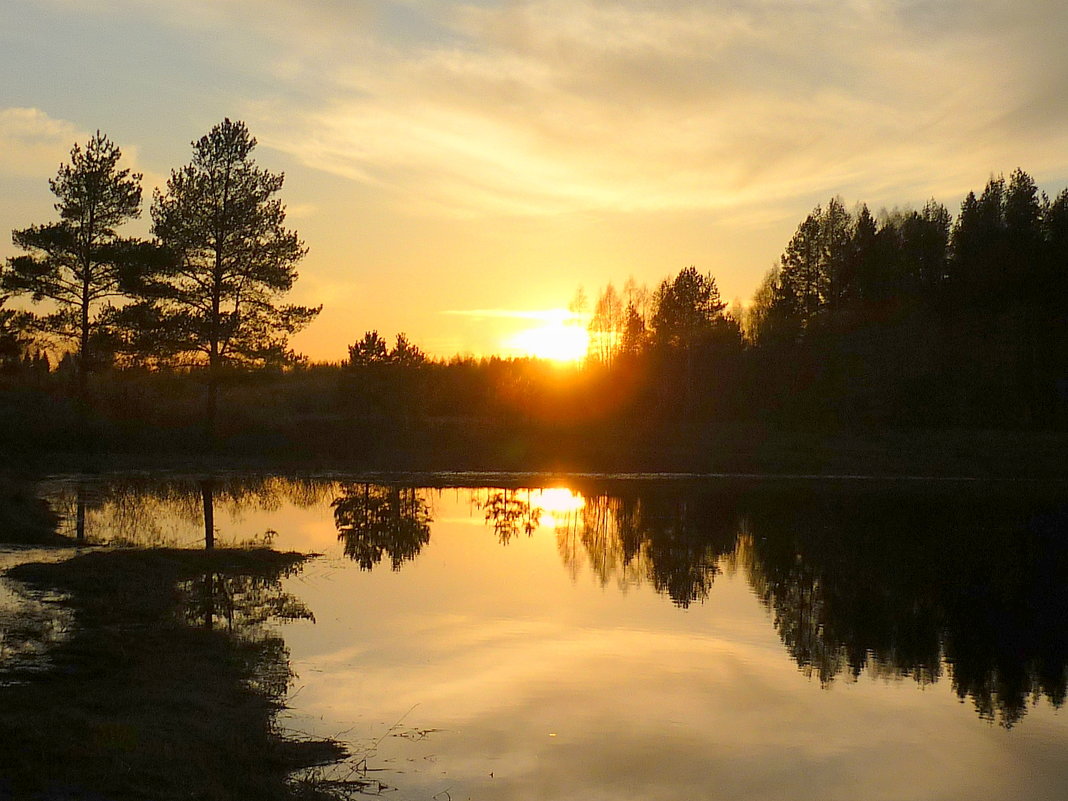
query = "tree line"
xmin=4 ymin=136 xmax=1067 ymax=457
xmin=563 ymin=169 xmax=1068 ymax=428
xmin=744 ymin=172 xmax=1068 ymax=426
xmin=1 ymin=121 xmax=317 ymax=440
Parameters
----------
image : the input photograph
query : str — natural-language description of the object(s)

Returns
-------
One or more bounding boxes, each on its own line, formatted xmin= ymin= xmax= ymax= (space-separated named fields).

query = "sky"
xmin=3 ymin=0 xmax=1068 ymax=362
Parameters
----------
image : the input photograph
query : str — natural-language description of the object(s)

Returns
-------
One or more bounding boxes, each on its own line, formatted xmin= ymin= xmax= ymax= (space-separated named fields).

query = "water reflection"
xmin=33 ymin=474 xmax=1068 ymax=726
xmin=476 ymin=488 xmax=544 ymax=543
xmin=0 ymin=547 xmax=333 ymax=798
xmin=737 ymin=490 xmax=1068 ymax=726
xmin=40 ymin=475 xmax=336 ymax=547
xmin=557 ymin=483 xmax=1068 ymax=727
xmin=332 ymin=484 xmax=432 ymax=569
xmin=547 ymin=488 xmax=742 ymax=606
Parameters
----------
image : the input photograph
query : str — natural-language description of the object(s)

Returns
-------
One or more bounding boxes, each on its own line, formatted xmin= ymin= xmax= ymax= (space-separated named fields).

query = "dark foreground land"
xmin=15 ymin=419 xmax=1068 ymax=481
xmin=0 ymin=544 xmax=361 ymax=801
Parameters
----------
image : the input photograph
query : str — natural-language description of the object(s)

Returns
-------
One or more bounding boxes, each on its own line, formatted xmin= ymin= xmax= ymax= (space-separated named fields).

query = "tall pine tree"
xmin=4 ymin=131 xmax=141 ymax=390
xmin=129 ymin=119 xmax=319 ymax=439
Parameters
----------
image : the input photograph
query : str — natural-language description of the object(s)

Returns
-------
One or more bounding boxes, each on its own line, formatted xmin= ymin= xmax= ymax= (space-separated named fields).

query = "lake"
xmin=23 ymin=473 xmax=1068 ymax=800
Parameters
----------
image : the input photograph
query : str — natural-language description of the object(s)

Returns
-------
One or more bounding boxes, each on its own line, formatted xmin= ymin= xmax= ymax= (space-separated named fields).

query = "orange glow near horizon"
xmin=505 ymin=316 xmax=589 ymax=363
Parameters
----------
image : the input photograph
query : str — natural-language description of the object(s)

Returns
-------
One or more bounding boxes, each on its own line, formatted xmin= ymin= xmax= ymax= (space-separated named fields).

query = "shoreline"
xmin=11 ymin=424 xmax=1068 ymax=482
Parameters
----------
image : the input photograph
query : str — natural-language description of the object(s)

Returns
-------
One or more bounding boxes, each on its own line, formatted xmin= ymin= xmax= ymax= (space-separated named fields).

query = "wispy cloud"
xmin=248 ymin=0 xmax=1068 ymax=217
xmin=0 ymin=108 xmax=87 ymax=177
xmin=35 ymin=0 xmax=1068 ymax=220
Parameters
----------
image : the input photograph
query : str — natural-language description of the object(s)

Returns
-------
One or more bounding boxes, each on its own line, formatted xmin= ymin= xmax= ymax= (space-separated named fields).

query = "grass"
xmin=0 ymin=547 xmax=365 ymax=800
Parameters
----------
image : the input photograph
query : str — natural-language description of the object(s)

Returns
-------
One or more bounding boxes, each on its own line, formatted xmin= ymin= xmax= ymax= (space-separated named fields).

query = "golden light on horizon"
xmin=506 ymin=316 xmax=589 ymax=363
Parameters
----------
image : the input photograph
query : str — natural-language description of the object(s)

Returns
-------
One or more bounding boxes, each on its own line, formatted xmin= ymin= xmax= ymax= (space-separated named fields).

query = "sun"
xmin=507 ymin=320 xmax=589 ymax=363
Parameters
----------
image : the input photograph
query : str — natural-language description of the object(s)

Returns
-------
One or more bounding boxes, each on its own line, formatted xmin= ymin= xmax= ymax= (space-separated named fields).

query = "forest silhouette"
xmin=3 ymin=124 xmax=1068 ymax=470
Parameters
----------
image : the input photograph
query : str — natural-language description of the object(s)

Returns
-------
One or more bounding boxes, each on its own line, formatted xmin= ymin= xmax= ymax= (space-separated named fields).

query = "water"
xmin=28 ymin=474 xmax=1068 ymax=799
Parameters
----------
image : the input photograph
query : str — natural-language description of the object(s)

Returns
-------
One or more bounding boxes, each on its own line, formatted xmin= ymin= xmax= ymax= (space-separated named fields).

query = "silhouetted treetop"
xmin=347 ymin=331 xmax=427 ymax=367
xmin=5 ymin=131 xmax=142 ymax=386
xmin=115 ymin=119 xmax=319 ymax=439
xmin=650 ymin=266 xmax=726 ymax=350
xmin=138 ymin=119 xmax=319 ymax=370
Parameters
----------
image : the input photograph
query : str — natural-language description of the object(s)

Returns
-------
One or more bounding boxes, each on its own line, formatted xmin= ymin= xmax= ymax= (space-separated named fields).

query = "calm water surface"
xmin=35 ymin=474 xmax=1068 ymax=800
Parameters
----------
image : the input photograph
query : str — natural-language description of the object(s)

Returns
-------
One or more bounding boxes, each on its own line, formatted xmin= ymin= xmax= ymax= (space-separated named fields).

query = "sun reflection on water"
xmin=529 ymin=487 xmax=585 ymax=528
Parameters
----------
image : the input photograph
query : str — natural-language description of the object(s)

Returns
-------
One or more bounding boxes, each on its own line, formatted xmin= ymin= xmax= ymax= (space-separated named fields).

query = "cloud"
xmin=0 ymin=108 xmax=87 ymax=177
xmin=282 ymin=202 xmax=318 ymax=220
xmin=36 ymin=0 xmax=1068 ymax=218
xmin=244 ymin=0 xmax=1068 ymax=218
xmin=0 ymin=107 xmax=158 ymax=235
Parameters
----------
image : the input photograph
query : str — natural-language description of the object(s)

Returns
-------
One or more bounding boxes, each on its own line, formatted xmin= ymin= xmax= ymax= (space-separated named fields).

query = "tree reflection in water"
xmin=331 ymin=484 xmax=432 ymax=570
xmin=182 ymin=552 xmax=315 ymax=701
xmin=0 ymin=548 xmax=336 ymax=799
xmin=560 ymin=482 xmax=1068 ymax=727
xmin=30 ymin=475 xmax=1068 ymax=727
xmin=554 ymin=487 xmax=738 ymax=607
xmin=38 ymin=474 xmax=338 ymax=547
xmin=475 ymin=488 xmax=544 ymax=544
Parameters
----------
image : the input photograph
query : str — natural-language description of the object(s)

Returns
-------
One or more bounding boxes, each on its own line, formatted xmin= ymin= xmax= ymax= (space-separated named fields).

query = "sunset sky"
xmin=3 ymin=0 xmax=1068 ymax=361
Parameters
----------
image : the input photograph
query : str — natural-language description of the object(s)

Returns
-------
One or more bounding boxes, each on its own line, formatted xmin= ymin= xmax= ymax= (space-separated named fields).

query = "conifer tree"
xmin=130 ymin=119 xmax=319 ymax=438
xmin=4 ymin=131 xmax=141 ymax=389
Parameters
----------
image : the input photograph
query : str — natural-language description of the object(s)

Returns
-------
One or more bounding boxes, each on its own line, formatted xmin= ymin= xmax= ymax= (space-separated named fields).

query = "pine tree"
xmin=131 ymin=119 xmax=319 ymax=438
xmin=4 ymin=131 xmax=141 ymax=389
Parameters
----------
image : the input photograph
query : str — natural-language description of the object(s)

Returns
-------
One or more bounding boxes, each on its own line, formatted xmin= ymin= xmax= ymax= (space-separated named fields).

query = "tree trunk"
xmin=207 ymin=234 xmax=223 ymax=449
xmin=79 ymin=287 xmax=90 ymax=397
xmin=205 ymin=367 xmax=219 ymax=448
xmin=201 ymin=479 xmax=215 ymax=550
xmin=78 ymin=207 xmax=94 ymax=400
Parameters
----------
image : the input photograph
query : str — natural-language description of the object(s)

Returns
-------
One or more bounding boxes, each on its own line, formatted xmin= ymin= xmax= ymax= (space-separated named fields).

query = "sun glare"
xmin=531 ymin=487 xmax=585 ymax=528
xmin=507 ymin=319 xmax=589 ymax=362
